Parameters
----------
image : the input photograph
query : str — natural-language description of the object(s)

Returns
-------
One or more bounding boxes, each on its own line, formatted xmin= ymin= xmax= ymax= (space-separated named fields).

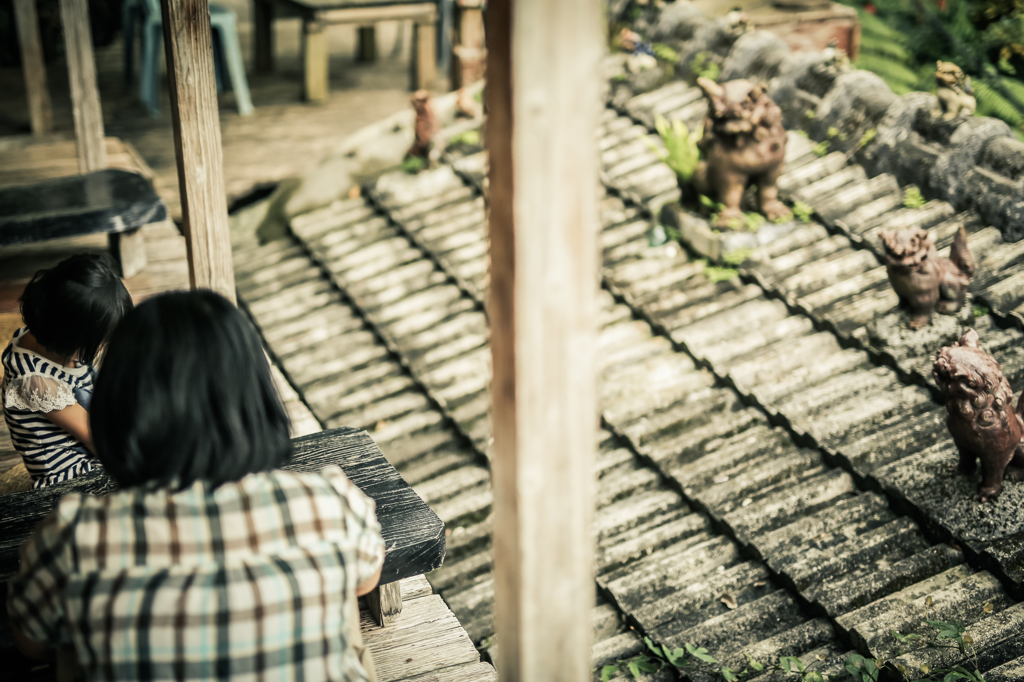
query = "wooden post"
xmin=356 ymin=25 xmax=376 ymax=63
xmin=366 ymin=582 xmax=402 ymax=627
xmin=13 ymin=0 xmax=53 ymax=136
xmin=254 ymin=0 xmax=274 ymax=73
xmin=303 ymin=18 xmax=329 ymax=102
xmin=487 ymin=0 xmax=600 ymax=679
xmin=160 ymin=0 xmax=236 ymax=302
xmin=59 ymin=0 xmax=106 ymax=171
xmin=61 ymin=0 xmax=147 ymax=277
xmin=411 ymin=20 xmax=436 ymax=90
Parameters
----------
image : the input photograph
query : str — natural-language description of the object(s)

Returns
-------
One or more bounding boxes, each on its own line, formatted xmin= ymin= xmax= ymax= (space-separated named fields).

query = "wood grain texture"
xmin=159 ymin=0 xmax=236 ymax=302
xmin=13 ymin=0 xmax=53 ymax=136
xmin=412 ymin=21 xmax=436 ymax=90
xmin=0 ymin=428 xmax=445 ymax=584
xmin=367 ymin=580 xmax=403 ymax=626
xmin=486 ymin=0 xmax=601 ymax=679
xmin=58 ymin=0 xmax=106 ymax=172
xmin=303 ymin=19 xmax=329 ymax=102
xmin=359 ymin=594 xmax=480 ymax=682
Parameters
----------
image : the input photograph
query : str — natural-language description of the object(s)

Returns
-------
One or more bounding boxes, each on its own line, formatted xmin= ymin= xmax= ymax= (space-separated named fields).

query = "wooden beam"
xmin=366 ymin=582 xmax=402 ymax=627
xmin=254 ymin=0 xmax=274 ymax=73
xmin=486 ymin=0 xmax=601 ymax=679
xmin=160 ymin=0 xmax=236 ymax=302
xmin=303 ymin=19 xmax=329 ymax=102
xmin=13 ymin=0 xmax=53 ymax=136
xmin=356 ymin=26 xmax=376 ymax=63
xmin=59 ymin=0 xmax=106 ymax=172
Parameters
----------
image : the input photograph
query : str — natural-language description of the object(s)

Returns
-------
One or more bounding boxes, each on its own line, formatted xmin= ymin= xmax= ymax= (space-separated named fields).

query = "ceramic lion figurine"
xmin=934 ymin=329 xmax=1024 ymax=502
xmin=693 ymin=77 xmax=789 ymax=228
xmin=879 ymin=223 xmax=975 ymax=329
xmin=935 ymin=61 xmax=976 ymax=120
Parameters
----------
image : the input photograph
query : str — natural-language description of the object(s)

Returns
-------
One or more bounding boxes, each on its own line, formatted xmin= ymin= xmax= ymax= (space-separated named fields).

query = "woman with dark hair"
xmin=2 ymin=254 xmax=133 ymax=487
xmin=6 ymin=290 xmax=385 ymax=681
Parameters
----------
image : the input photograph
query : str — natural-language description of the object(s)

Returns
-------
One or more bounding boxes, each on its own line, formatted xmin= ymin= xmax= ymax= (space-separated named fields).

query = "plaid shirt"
xmin=7 ymin=466 xmax=385 ymax=682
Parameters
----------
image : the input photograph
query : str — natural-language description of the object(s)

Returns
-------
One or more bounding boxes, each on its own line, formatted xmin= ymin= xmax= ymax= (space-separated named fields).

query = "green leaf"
xmin=650 ymin=115 xmax=702 ymax=183
xmin=803 ymin=673 xmax=826 ymax=682
xmin=812 ymin=140 xmax=830 ymax=157
xmin=401 ymin=155 xmax=426 ymax=174
xmin=746 ymin=656 xmax=763 ymax=671
xmin=943 ymin=673 xmax=971 ymax=682
xmin=644 ymin=637 xmax=662 ymax=658
xmin=792 ymin=201 xmax=814 ymax=223
xmin=684 ymin=643 xmax=719 ymax=664
xmin=627 ymin=660 xmax=641 ymax=679
xmin=662 ymin=646 xmax=689 ymax=668
xmin=721 ymin=667 xmax=739 ymax=681
xmin=903 ymin=186 xmax=926 ymax=209
xmin=780 ymin=656 xmax=805 ymax=673
xmin=602 ymin=664 xmax=618 ymax=682
xmin=636 ymin=658 xmax=660 ymax=673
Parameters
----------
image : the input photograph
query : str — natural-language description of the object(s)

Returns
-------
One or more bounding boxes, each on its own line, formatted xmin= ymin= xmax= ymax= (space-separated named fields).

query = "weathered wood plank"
xmin=13 ymin=0 xmax=53 ymax=136
xmin=368 ymin=580 xmax=403 ymax=626
xmin=58 ymin=0 xmax=106 ymax=172
xmin=359 ymin=594 xmax=480 ymax=682
xmin=486 ymin=0 xmax=601 ymax=679
xmin=160 ymin=0 xmax=236 ymax=302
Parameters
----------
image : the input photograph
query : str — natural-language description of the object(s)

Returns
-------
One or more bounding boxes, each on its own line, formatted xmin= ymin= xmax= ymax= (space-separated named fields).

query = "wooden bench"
xmin=0 ymin=426 xmax=447 ymax=678
xmin=0 ymin=169 xmax=168 ymax=278
xmin=253 ymin=0 xmax=438 ymax=101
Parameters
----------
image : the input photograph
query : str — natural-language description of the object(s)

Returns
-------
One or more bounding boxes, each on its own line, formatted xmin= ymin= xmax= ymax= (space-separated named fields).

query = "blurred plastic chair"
xmin=122 ymin=0 xmax=254 ymax=117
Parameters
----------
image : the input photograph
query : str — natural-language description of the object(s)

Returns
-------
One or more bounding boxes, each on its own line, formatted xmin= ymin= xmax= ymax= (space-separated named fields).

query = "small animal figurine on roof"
xmin=879 ymin=223 xmax=975 ymax=329
xmin=408 ymin=90 xmax=442 ymax=168
xmin=693 ymin=77 xmax=789 ymax=228
xmin=934 ymin=329 xmax=1024 ymax=502
xmin=935 ymin=61 xmax=976 ymax=120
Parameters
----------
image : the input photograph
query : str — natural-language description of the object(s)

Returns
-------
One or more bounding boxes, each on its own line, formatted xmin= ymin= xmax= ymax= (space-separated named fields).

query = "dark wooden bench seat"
xmin=0 ymin=169 xmax=168 ymax=276
xmin=0 ymin=427 xmax=446 ymax=678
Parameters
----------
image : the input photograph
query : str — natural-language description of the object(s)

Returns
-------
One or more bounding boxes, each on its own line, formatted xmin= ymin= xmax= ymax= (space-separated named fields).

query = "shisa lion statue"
xmin=879 ymin=223 xmax=975 ymax=329
xmin=935 ymin=61 xmax=976 ymax=120
xmin=693 ymin=77 xmax=789 ymax=228
xmin=934 ymin=329 xmax=1024 ymax=502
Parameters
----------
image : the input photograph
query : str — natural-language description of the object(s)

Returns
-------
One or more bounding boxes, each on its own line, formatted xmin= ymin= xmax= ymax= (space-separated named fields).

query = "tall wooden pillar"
xmin=160 ymin=0 xmax=236 ymax=302
xmin=14 ymin=0 xmax=54 ymax=136
xmin=486 ymin=0 xmax=601 ymax=679
xmin=59 ymin=0 xmax=106 ymax=171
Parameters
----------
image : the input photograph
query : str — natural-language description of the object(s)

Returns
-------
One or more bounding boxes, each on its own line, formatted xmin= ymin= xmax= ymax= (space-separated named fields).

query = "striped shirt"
xmin=7 ymin=466 xmax=386 ymax=682
xmin=2 ymin=327 xmax=97 ymax=487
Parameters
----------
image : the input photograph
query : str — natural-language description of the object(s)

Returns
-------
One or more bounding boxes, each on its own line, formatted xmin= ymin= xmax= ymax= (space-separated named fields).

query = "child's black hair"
xmin=19 ymin=254 xmax=133 ymax=366
xmin=90 ymin=290 xmax=292 ymax=489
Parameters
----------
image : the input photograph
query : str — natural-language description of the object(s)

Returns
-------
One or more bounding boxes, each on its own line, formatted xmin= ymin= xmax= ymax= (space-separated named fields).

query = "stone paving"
xmin=229 ymin=55 xmax=1024 ymax=682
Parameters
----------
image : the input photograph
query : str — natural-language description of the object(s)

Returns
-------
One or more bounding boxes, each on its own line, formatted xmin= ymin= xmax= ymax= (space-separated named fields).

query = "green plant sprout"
xmin=401 ymin=155 xmax=426 ymax=174
xmin=723 ymin=248 xmax=754 ymax=265
xmin=649 ymin=115 xmax=702 ymax=184
xmin=651 ymin=43 xmax=679 ymax=64
xmin=691 ymin=51 xmax=720 ymax=82
xmin=743 ymin=212 xmax=765 ymax=232
xmin=903 ymin=186 xmax=926 ymax=209
xmin=813 ymin=140 xmax=831 ymax=157
xmin=973 ymin=304 xmax=990 ymax=317
xmin=704 ymin=263 xmax=739 ymax=283
xmin=792 ymin=201 xmax=815 ymax=223
xmin=448 ymin=129 xmax=481 ymax=147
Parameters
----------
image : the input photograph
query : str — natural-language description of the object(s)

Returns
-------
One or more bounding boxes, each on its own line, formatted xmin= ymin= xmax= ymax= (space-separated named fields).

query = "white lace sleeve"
xmin=4 ymin=375 xmax=77 ymax=413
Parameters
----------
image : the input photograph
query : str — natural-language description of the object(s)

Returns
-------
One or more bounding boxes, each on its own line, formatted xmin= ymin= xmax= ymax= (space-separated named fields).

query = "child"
xmin=7 ymin=290 xmax=385 ymax=682
xmin=2 ymin=254 xmax=133 ymax=487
